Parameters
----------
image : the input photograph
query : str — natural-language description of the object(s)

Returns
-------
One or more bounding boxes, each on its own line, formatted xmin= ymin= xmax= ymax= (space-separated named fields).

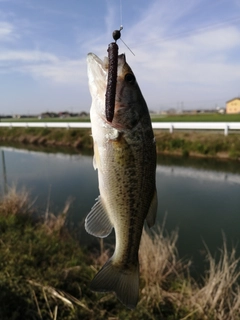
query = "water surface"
xmin=1 ymin=146 xmax=240 ymax=276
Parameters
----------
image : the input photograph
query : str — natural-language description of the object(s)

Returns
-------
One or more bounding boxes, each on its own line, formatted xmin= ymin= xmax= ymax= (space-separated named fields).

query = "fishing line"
xmin=105 ymin=0 xmax=135 ymax=122
xmin=120 ymin=38 xmax=135 ymax=56
xmin=113 ymin=0 xmax=135 ymax=55
xmin=119 ymin=0 xmax=123 ymax=29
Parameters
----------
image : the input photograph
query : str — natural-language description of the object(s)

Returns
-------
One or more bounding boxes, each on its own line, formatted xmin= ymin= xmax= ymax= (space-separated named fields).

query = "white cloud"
xmin=190 ymin=26 xmax=240 ymax=52
xmin=0 ymin=47 xmax=87 ymax=84
xmin=22 ymin=58 xmax=87 ymax=84
xmin=102 ymin=0 xmax=239 ymax=110
xmin=1 ymin=0 xmax=240 ymax=113
xmin=0 ymin=21 xmax=14 ymax=40
xmin=0 ymin=50 xmax=58 ymax=62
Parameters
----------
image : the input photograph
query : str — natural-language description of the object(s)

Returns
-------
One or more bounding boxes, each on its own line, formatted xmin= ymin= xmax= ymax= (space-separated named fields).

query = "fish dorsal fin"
xmin=85 ymin=196 xmax=113 ymax=238
xmin=146 ymin=189 xmax=158 ymax=228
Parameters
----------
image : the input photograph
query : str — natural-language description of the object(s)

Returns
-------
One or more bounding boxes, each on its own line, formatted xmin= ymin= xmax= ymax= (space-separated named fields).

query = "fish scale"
xmin=85 ymin=52 xmax=158 ymax=309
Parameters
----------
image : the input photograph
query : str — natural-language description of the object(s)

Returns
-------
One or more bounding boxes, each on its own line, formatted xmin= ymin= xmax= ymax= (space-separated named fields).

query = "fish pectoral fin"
xmin=85 ymin=196 xmax=113 ymax=238
xmin=146 ymin=189 xmax=158 ymax=228
xmin=90 ymin=258 xmax=139 ymax=309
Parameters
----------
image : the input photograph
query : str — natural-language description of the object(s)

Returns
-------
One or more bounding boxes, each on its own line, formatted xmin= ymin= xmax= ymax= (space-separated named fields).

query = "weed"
xmin=1 ymin=190 xmax=240 ymax=319
xmin=155 ymin=131 xmax=240 ymax=159
xmin=1 ymin=128 xmax=240 ymax=160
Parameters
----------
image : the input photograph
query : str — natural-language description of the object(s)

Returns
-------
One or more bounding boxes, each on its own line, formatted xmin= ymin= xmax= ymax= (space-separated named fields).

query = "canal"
xmin=1 ymin=145 xmax=240 ymax=276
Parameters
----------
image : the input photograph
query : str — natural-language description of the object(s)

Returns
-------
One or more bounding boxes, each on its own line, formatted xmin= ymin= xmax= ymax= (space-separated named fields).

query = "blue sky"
xmin=0 ymin=0 xmax=240 ymax=115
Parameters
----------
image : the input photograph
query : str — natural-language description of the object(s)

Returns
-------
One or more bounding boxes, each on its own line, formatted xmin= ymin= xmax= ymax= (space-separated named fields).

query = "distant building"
xmin=58 ymin=111 xmax=70 ymax=118
xmin=39 ymin=112 xmax=58 ymax=119
xmin=79 ymin=111 xmax=88 ymax=117
xmin=226 ymin=98 xmax=240 ymax=114
xmin=217 ymin=108 xmax=225 ymax=114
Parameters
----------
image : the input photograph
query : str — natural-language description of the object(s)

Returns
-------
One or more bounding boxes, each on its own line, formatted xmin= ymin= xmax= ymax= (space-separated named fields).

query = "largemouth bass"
xmin=85 ymin=52 xmax=158 ymax=309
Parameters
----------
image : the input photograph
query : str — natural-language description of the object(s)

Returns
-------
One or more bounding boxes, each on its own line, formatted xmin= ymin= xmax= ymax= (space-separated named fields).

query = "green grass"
xmin=0 ymin=116 xmax=91 ymax=122
xmin=1 ymin=187 xmax=240 ymax=319
xmin=0 ymin=127 xmax=93 ymax=150
xmin=1 ymin=127 xmax=240 ymax=160
xmin=0 ymin=188 xmax=94 ymax=320
xmin=154 ymin=131 xmax=240 ymax=159
xmin=2 ymin=113 xmax=240 ymax=123
xmin=150 ymin=113 xmax=240 ymax=122
xmin=1 ymin=116 xmax=91 ymax=122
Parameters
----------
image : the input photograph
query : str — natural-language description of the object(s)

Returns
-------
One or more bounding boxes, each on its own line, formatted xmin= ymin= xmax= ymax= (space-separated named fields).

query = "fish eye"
xmin=124 ymin=73 xmax=135 ymax=83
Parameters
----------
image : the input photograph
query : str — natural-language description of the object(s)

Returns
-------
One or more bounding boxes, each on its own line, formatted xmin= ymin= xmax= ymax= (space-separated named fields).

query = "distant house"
xmin=59 ymin=111 xmax=70 ymax=118
xmin=226 ymin=98 xmax=240 ymax=114
xmin=39 ymin=112 xmax=58 ymax=119
xmin=79 ymin=111 xmax=88 ymax=117
xmin=217 ymin=108 xmax=225 ymax=114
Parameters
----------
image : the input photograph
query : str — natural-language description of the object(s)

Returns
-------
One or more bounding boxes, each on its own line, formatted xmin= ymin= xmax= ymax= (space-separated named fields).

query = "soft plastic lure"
xmin=105 ymin=28 xmax=122 ymax=122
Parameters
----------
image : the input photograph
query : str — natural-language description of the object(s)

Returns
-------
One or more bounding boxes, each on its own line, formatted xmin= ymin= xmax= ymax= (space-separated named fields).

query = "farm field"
xmin=150 ymin=113 xmax=240 ymax=122
xmin=1 ymin=113 xmax=240 ymax=123
xmin=0 ymin=116 xmax=90 ymax=122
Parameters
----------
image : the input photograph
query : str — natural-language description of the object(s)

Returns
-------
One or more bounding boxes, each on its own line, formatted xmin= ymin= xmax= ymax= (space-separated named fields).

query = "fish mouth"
xmin=87 ymin=52 xmax=126 ymax=79
xmin=87 ymin=52 xmax=127 ymax=121
xmin=87 ymin=53 xmax=108 ymax=98
xmin=87 ymin=53 xmax=108 ymax=76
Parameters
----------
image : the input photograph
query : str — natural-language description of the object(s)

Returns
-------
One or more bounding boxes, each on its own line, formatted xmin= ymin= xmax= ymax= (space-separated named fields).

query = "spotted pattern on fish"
xmin=86 ymin=52 xmax=158 ymax=309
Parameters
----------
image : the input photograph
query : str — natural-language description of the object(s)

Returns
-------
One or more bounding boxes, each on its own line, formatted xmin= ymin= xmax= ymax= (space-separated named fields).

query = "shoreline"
xmin=1 ymin=188 xmax=240 ymax=319
xmin=0 ymin=127 xmax=240 ymax=160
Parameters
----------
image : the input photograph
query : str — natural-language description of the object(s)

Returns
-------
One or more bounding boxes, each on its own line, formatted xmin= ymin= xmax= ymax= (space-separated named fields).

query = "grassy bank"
xmin=1 ymin=188 xmax=240 ymax=319
xmin=151 ymin=113 xmax=240 ymax=122
xmin=0 ymin=127 xmax=93 ymax=149
xmin=1 ymin=127 xmax=240 ymax=160
xmin=2 ymin=113 xmax=240 ymax=122
xmin=154 ymin=131 xmax=240 ymax=159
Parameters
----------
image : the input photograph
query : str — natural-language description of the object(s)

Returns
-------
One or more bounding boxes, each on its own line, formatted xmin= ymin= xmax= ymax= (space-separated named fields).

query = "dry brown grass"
xmin=0 ymin=185 xmax=34 ymax=216
xmin=0 ymin=185 xmax=72 ymax=235
xmin=43 ymin=196 xmax=73 ymax=235
xmin=2 ymin=189 xmax=240 ymax=319
xmin=139 ymin=225 xmax=189 ymax=308
xmin=138 ymin=227 xmax=240 ymax=320
xmin=189 ymin=237 xmax=240 ymax=320
xmin=28 ymin=279 xmax=93 ymax=319
xmin=93 ymin=221 xmax=240 ymax=319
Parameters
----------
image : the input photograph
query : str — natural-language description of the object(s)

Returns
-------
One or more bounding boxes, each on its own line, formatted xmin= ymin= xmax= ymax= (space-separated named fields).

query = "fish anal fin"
xmin=85 ymin=196 xmax=113 ymax=238
xmin=90 ymin=258 xmax=139 ymax=309
xmin=146 ymin=189 xmax=158 ymax=228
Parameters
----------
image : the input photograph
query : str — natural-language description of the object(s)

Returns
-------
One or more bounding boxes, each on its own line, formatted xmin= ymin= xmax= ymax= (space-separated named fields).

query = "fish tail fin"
xmin=90 ymin=258 xmax=139 ymax=309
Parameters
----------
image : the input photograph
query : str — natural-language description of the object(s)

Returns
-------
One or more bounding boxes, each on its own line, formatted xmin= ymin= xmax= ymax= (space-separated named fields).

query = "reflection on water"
xmin=157 ymin=159 xmax=240 ymax=276
xmin=158 ymin=153 xmax=240 ymax=175
xmin=0 ymin=146 xmax=240 ymax=276
xmin=157 ymin=165 xmax=240 ymax=185
xmin=0 ymin=147 xmax=98 ymax=225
